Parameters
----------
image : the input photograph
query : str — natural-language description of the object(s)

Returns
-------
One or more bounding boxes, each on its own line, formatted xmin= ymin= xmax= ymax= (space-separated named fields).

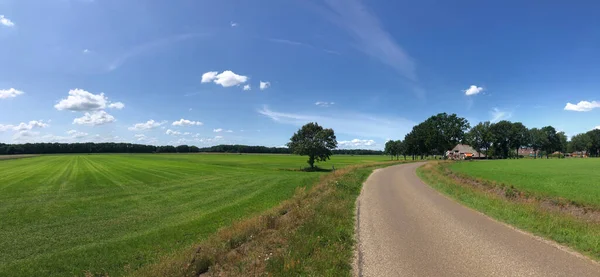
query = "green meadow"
xmin=0 ymin=154 xmax=386 ymax=276
xmin=449 ymin=158 xmax=600 ymax=207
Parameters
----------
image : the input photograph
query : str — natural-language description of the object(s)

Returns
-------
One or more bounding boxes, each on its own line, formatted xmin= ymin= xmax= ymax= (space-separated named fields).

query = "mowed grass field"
xmin=0 ymin=154 xmax=387 ymax=276
xmin=449 ymin=158 xmax=600 ymax=207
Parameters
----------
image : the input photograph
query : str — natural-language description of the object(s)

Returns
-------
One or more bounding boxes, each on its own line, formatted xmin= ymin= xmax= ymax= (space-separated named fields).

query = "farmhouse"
xmin=447 ymin=144 xmax=485 ymax=160
xmin=518 ymin=147 xmax=539 ymax=157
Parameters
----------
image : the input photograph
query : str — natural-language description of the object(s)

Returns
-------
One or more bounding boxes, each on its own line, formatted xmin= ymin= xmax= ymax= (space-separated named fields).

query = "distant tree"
xmin=175 ymin=145 xmax=190 ymax=153
xmin=570 ymin=133 xmax=592 ymax=157
xmin=541 ymin=126 xmax=560 ymax=158
xmin=189 ymin=146 xmax=200 ymax=153
xmin=384 ymin=140 xmax=395 ymax=160
xmin=490 ymin=120 xmax=512 ymax=159
xmin=557 ymin=132 xmax=568 ymax=158
xmin=467 ymin=121 xmax=493 ymax=158
xmin=424 ymin=113 xmax=470 ymax=155
xmin=529 ymin=128 xmax=546 ymax=159
xmin=287 ymin=122 xmax=337 ymax=168
xmin=510 ymin=122 xmax=529 ymax=159
xmin=394 ymin=140 xmax=406 ymax=160
xmin=587 ymin=129 xmax=600 ymax=157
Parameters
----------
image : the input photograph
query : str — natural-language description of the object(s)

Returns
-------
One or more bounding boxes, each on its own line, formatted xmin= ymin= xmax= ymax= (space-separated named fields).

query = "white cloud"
xmin=0 ymin=121 xmax=49 ymax=133
xmin=0 ymin=15 xmax=15 ymax=27
xmin=214 ymin=135 xmax=223 ymax=139
xmin=213 ymin=128 xmax=223 ymax=133
xmin=338 ymin=139 xmax=376 ymax=148
xmin=166 ymin=129 xmax=181 ymax=136
xmin=172 ymin=118 xmax=203 ymax=126
xmin=230 ymin=21 xmax=238 ymax=27
xmin=258 ymin=106 xmax=414 ymax=141
xmin=202 ymin=70 xmax=249 ymax=87
xmin=260 ymin=81 xmax=271 ymax=90
xmin=73 ymin=111 xmax=116 ymax=126
xmin=0 ymin=124 xmax=13 ymax=132
xmin=564 ymin=101 xmax=600 ymax=112
xmin=243 ymin=84 xmax=251 ymax=91
xmin=83 ymin=49 xmax=91 ymax=54
xmin=319 ymin=0 xmax=416 ymax=82
xmin=55 ymin=89 xmax=110 ymax=111
xmin=0 ymin=88 xmax=24 ymax=99
xmin=225 ymin=130 xmax=233 ymax=133
xmin=315 ymin=101 xmax=335 ymax=107
xmin=66 ymin=130 xmax=88 ymax=138
xmin=490 ymin=108 xmax=512 ymax=123
xmin=13 ymin=120 xmax=49 ymax=131
xmin=128 ymin=120 xmax=166 ymax=131
xmin=595 ymin=126 xmax=600 ymax=130
xmin=464 ymin=85 xmax=484 ymax=96
xmin=13 ymin=130 xmax=40 ymax=140
xmin=201 ymin=71 xmax=218 ymax=83
xmin=108 ymin=102 xmax=125 ymax=109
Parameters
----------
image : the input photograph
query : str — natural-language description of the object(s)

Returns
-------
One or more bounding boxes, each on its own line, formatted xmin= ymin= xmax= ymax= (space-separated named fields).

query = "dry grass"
xmin=131 ymin=161 xmax=401 ymax=277
xmin=429 ymin=162 xmax=600 ymax=223
xmin=0 ymin=154 xmax=38 ymax=160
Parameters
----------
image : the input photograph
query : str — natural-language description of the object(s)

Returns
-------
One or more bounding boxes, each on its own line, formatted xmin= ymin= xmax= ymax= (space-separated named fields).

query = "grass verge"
xmin=131 ymin=161 xmax=402 ymax=277
xmin=417 ymin=162 xmax=600 ymax=261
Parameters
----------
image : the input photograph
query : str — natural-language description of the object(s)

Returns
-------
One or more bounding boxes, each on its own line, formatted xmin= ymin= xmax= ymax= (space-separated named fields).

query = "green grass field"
xmin=0 ymin=154 xmax=387 ymax=276
xmin=449 ymin=159 xmax=600 ymax=208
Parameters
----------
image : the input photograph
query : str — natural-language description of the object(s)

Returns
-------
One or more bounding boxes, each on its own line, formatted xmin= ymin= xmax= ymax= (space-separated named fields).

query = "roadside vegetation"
xmin=132 ymin=161 xmax=402 ymax=276
xmin=418 ymin=161 xmax=600 ymax=261
xmin=0 ymin=154 xmax=387 ymax=277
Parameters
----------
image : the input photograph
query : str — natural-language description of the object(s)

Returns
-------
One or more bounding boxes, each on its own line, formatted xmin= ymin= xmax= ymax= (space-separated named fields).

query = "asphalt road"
xmin=354 ymin=162 xmax=600 ymax=277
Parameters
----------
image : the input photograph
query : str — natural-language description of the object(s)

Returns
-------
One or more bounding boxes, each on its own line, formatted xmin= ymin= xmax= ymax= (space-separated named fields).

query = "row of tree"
xmin=385 ymin=113 xmax=600 ymax=160
xmin=0 ymin=142 xmax=381 ymax=156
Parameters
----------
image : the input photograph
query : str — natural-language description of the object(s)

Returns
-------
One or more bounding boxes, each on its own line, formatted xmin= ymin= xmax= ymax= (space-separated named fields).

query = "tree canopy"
xmin=287 ymin=122 xmax=338 ymax=168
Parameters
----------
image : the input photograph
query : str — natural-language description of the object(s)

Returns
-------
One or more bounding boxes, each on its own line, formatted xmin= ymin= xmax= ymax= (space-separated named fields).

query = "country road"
xmin=354 ymin=162 xmax=600 ymax=277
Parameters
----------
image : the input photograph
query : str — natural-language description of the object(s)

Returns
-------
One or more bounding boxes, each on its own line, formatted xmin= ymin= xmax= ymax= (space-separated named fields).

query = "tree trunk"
xmin=308 ymin=155 xmax=315 ymax=168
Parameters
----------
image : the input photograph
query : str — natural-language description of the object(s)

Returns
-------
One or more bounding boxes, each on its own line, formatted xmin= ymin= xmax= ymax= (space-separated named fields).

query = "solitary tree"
xmin=287 ymin=122 xmax=337 ymax=168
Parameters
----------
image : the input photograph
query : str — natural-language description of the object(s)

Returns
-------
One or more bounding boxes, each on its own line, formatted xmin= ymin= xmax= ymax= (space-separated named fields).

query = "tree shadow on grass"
xmin=278 ymin=166 xmax=333 ymax=173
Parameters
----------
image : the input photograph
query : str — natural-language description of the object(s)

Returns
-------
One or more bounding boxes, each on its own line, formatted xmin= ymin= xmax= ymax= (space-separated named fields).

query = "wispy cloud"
xmin=318 ymin=0 xmax=416 ymax=81
xmin=490 ymin=107 xmax=512 ymax=122
xmin=258 ymin=106 xmax=414 ymax=140
xmin=108 ymin=33 xmax=207 ymax=71
xmin=315 ymin=101 xmax=335 ymax=107
xmin=268 ymin=38 xmax=341 ymax=55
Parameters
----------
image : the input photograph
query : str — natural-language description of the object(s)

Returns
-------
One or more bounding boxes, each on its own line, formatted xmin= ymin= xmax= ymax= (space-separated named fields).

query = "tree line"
xmin=385 ymin=113 xmax=600 ymax=160
xmin=0 ymin=142 xmax=382 ymax=156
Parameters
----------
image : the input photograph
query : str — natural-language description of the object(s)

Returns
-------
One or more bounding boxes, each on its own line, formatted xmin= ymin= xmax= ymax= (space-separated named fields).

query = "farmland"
xmin=418 ymin=158 xmax=600 ymax=262
xmin=0 ymin=154 xmax=387 ymax=276
xmin=449 ymin=158 xmax=600 ymax=208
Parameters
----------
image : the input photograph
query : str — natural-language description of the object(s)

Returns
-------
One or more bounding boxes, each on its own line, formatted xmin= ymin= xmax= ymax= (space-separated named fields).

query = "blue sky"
xmin=1 ymin=0 xmax=599 ymax=149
